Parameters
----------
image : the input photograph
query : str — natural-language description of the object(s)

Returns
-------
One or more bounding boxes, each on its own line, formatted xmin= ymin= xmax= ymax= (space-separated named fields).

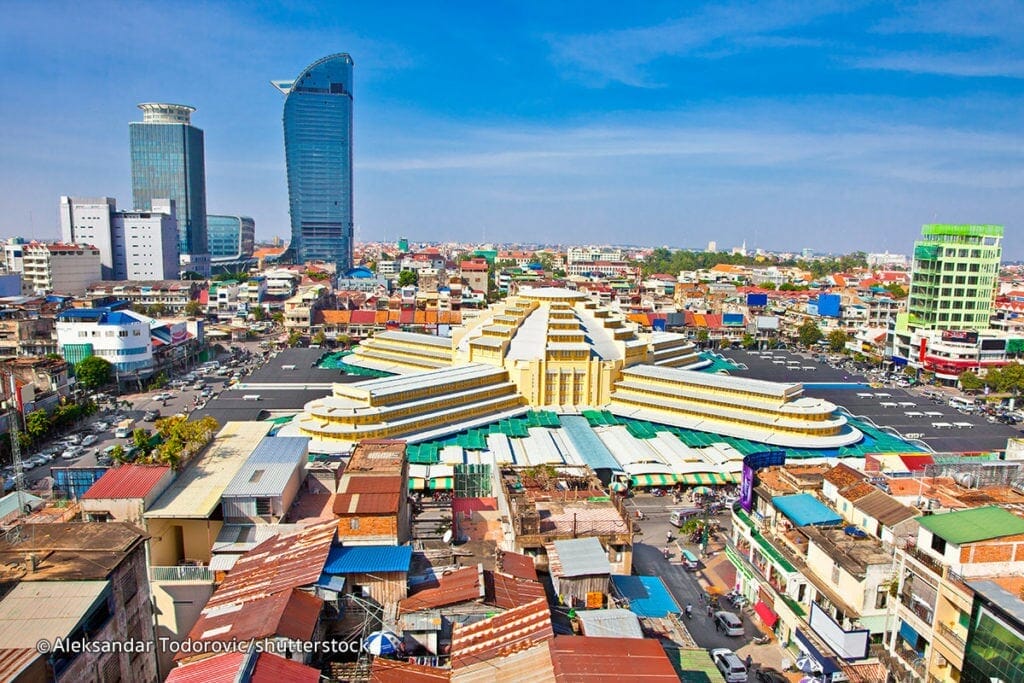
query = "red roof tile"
xmin=81 ymin=465 xmax=172 ymax=500
xmin=400 ymin=310 xmax=415 ymax=324
xmin=400 ymin=565 xmax=485 ymax=613
xmin=333 ymin=491 xmax=401 ymax=515
xmin=450 ymin=598 xmax=553 ymax=669
xmin=351 ymin=310 xmax=376 ymax=324
xmin=549 ymin=636 xmax=679 ymax=682
xmin=167 ymin=648 xmax=321 ymax=683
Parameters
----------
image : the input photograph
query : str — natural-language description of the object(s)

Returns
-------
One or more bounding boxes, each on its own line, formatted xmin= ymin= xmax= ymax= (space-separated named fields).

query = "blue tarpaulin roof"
xmin=772 ymin=493 xmax=843 ymax=527
xmin=323 ymin=545 xmax=413 ymax=574
xmin=611 ymin=575 xmax=680 ymax=618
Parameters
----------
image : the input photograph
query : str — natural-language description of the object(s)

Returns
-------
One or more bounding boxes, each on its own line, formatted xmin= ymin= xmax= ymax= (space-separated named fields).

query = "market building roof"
xmin=918 ymin=505 xmax=1024 ymax=545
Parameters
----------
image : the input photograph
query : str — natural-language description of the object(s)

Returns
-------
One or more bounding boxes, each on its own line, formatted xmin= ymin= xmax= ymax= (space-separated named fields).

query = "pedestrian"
xmin=707 ymin=604 xmax=713 ymax=618
xmin=714 ymin=619 xmax=721 ymax=633
xmin=745 ymin=654 xmax=753 ymax=670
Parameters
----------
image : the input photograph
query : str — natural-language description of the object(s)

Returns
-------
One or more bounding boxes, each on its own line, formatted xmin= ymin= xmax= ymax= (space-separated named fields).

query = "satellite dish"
xmin=442 ymin=530 xmax=453 ymax=545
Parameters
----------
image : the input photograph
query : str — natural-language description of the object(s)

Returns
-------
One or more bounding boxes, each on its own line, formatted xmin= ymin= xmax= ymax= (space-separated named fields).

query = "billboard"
xmin=169 ymin=321 xmax=188 ymax=344
xmin=747 ymin=293 xmax=769 ymax=307
xmin=652 ymin=318 xmax=667 ymax=332
xmin=740 ymin=451 xmax=786 ymax=512
xmin=723 ymin=313 xmax=745 ymax=327
xmin=756 ymin=316 xmax=780 ymax=330
xmin=942 ymin=330 xmax=979 ymax=344
xmin=809 ymin=603 xmax=870 ymax=661
xmin=816 ymin=293 xmax=841 ymax=318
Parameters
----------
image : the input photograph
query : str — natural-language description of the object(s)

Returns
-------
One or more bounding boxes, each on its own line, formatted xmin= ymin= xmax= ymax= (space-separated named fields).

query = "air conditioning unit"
xmin=936 ymin=654 xmax=948 ymax=668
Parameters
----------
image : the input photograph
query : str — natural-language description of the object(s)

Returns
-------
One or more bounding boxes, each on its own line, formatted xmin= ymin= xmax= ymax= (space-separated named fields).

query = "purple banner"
xmin=740 ymin=463 xmax=755 ymax=512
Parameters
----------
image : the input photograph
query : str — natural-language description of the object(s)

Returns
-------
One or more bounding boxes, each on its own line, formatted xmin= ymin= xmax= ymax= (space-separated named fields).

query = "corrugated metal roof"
xmin=550 ymin=537 xmax=611 ymax=578
xmin=575 ymin=609 xmax=643 ymax=639
xmin=400 ymin=565 xmax=485 ymax=613
xmin=81 ymin=464 xmax=172 ymax=500
xmin=918 ymin=505 xmax=1024 ymax=545
xmin=371 ymin=658 xmax=452 ymax=682
xmin=332 ymin=491 xmax=400 ymax=515
xmin=145 ymin=422 xmax=273 ymax=519
xmin=221 ymin=436 xmax=308 ymax=498
xmin=323 ymin=544 xmax=413 ymax=574
xmin=0 ymin=491 xmax=43 ymax=519
xmin=450 ymin=598 xmax=553 ymax=669
xmin=0 ymin=648 xmax=39 ymax=683
xmin=485 ymin=569 xmax=547 ymax=610
xmin=772 ymin=493 xmax=843 ymax=527
xmin=165 ymin=649 xmax=321 ymax=683
xmin=339 ymin=474 xmax=403 ymax=494
xmin=204 ymin=521 xmax=336 ymax=611
xmin=852 ymin=489 xmax=918 ymax=526
xmin=499 ymin=551 xmax=538 ymax=581
xmin=549 ymin=636 xmax=680 ymax=681
xmin=0 ymin=580 xmax=110 ymax=648
xmin=186 ymin=587 xmax=322 ymax=648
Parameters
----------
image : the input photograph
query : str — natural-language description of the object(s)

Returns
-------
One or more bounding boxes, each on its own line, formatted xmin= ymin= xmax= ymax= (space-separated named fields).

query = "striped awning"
xmin=408 ymin=478 xmax=427 ymax=491
xmin=428 ymin=477 xmax=453 ymax=490
xmin=631 ymin=474 xmax=676 ymax=488
xmin=676 ymin=472 xmax=730 ymax=485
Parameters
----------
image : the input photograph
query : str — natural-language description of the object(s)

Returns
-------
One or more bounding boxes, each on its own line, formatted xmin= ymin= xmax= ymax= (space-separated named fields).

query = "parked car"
xmin=143 ymin=410 xmax=161 ymax=421
xmin=714 ymin=611 xmax=745 ymax=637
xmin=153 ymin=392 xmax=173 ymax=401
xmin=61 ymin=448 xmax=82 ymax=460
xmin=92 ymin=421 xmax=109 ymax=432
xmin=30 ymin=455 xmax=48 ymax=468
xmin=64 ymin=434 xmax=82 ymax=445
xmin=81 ymin=434 xmax=98 ymax=446
xmin=711 ymin=648 xmax=747 ymax=683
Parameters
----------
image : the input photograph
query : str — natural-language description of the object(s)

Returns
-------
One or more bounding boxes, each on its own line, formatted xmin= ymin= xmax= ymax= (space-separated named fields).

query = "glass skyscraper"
xmin=273 ymin=53 xmax=354 ymax=273
xmin=130 ymin=103 xmax=210 ymax=276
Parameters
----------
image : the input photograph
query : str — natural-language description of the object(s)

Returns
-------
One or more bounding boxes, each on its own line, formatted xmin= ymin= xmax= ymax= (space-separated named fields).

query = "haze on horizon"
xmin=1 ymin=1 xmax=1021 ymax=259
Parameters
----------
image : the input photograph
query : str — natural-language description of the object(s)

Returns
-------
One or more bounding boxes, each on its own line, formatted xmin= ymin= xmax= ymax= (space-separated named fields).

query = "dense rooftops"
xmin=918 ymin=505 xmax=1024 ymax=545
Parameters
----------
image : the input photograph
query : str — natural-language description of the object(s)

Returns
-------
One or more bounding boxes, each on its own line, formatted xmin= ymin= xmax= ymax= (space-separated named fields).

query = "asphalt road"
xmin=15 ymin=342 xmax=271 ymax=487
xmin=629 ymin=495 xmax=757 ymax=653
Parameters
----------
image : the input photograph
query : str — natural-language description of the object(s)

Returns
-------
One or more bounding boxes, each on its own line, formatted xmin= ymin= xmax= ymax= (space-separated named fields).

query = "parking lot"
xmin=722 ymin=348 xmax=1022 ymax=453
xmin=3 ymin=344 xmax=268 ymax=492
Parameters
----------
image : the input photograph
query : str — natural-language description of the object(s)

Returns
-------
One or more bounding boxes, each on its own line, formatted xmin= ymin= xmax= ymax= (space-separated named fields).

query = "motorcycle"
xmin=752 ymin=634 xmax=771 ymax=645
xmin=662 ymin=547 xmax=670 ymax=559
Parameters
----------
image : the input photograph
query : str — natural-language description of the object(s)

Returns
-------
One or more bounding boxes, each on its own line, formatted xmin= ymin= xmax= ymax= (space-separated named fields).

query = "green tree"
xmin=312 ymin=330 xmax=327 ymax=346
xmin=695 ymin=329 xmax=710 ymax=346
xmin=148 ymin=372 xmax=168 ymax=391
xmin=740 ymin=333 xmax=757 ymax=350
xmin=958 ymin=370 xmax=984 ymax=394
xmin=251 ymin=306 xmax=266 ymax=322
xmin=25 ymin=409 xmax=51 ymax=443
xmin=184 ymin=299 xmax=204 ymax=317
xmin=75 ymin=356 xmax=113 ymax=391
xmin=827 ymin=329 xmax=850 ymax=353
xmin=272 ymin=311 xmax=285 ymax=325
xmin=287 ymin=330 xmax=302 ymax=347
xmin=132 ymin=428 xmax=155 ymax=457
xmin=397 ymin=270 xmax=418 ymax=288
xmin=884 ymin=283 xmax=907 ymax=299
xmin=797 ymin=319 xmax=824 ymax=348
xmin=110 ymin=444 xmax=126 ymax=464
xmin=337 ymin=334 xmax=352 ymax=349
xmin=147 ymin=302 xmax=166 ymax=317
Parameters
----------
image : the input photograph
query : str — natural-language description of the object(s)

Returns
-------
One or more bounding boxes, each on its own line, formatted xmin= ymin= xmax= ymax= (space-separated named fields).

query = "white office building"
xmin=60 ymin=196 xmax=180 ymax=281
xmin=55 ymin=307 xmax=154 ymax=380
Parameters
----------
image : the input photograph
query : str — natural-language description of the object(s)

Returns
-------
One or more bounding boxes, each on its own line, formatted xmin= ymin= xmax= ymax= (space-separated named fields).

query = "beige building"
xmin=17 ymin=242 xmax=101 ymax=295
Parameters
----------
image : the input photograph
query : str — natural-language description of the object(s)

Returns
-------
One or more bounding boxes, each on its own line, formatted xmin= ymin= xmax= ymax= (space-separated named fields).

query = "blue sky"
xmin=1 ymin=1 xmax=1022 ymax=258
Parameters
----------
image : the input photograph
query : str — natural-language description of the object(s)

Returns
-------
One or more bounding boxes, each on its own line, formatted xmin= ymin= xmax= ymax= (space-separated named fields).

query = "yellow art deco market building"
xmin=287 ymin=288 xmax=861 ymax=450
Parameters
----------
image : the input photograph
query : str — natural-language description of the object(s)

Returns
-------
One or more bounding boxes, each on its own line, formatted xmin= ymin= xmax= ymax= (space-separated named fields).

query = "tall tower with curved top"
xmin=130 ymin=102 xmax=210 ymax=277
xmin=273 ymin=53 xmax=354 ymax=272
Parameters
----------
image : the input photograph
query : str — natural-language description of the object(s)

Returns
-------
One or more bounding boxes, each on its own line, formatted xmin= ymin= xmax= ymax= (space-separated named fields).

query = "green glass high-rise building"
xmin=272 ymin=53 xmax=354 ymax=273
xmin=906 ymin=224 xmax=1003 ymax=330
xmin=130 ymin=103 xmax=210 ymax=277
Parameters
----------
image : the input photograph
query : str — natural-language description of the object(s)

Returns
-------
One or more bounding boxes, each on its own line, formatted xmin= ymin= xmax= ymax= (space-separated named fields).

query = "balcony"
xmin=900 ymin=591 xmax=935 ymax=625
xmin=904 ymin=545 xmax=944 ymax=578
xmin=936 ymin=622 xmax=966 ymax=651
xmin=149 ymin=565 xmax=214 ymax=582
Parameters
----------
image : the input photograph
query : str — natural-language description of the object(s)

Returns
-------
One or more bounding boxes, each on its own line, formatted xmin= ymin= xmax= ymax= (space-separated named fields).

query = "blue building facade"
xmin=273 ymin=54 xmax=354 ymax=273
xmin=130 ymin=103 xmax=210 ymax=276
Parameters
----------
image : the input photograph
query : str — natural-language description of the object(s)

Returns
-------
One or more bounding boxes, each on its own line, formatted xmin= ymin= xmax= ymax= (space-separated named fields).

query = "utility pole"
xmin=3 ymin=368 xmax=28 ymax=518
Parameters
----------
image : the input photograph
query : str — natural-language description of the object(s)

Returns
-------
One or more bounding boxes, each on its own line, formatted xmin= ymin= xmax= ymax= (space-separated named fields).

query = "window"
xmin=254 ymin=498 xmax=272 ymax=516
xmin=831 ymin=564 xmax=841 ymax=584
xmin=875 ymin=586 xmax=889 ymax=609
xmin=349 ymin=517 xmax=360 ymax=530
xmin=930 ymin=533 xmax=947 ymax=555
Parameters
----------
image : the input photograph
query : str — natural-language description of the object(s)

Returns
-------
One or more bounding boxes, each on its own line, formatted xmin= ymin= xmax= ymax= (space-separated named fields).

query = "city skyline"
xmin=1 ymin=2 xmax=1021 ymax=259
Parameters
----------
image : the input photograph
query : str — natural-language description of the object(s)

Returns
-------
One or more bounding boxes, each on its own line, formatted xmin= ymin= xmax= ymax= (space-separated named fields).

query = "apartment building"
xmin=14 ymin=242 xmax=101 ymax=295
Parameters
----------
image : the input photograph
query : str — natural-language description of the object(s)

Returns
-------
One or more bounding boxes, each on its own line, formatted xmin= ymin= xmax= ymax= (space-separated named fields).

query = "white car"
xmin=81 ymin=434 xmax=98 ymax=446
xmin=64 ymin=434 xmax=82 ymax=445
xmin=714 ymin=611 xmax=745 ymax=637
xmin=710 ymin=649 xmax=747 ymax=683
xmin=61 ymin=446 xmax=83 ymax=460
xmin=153 ymin=392 xmax=173 ymax=401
